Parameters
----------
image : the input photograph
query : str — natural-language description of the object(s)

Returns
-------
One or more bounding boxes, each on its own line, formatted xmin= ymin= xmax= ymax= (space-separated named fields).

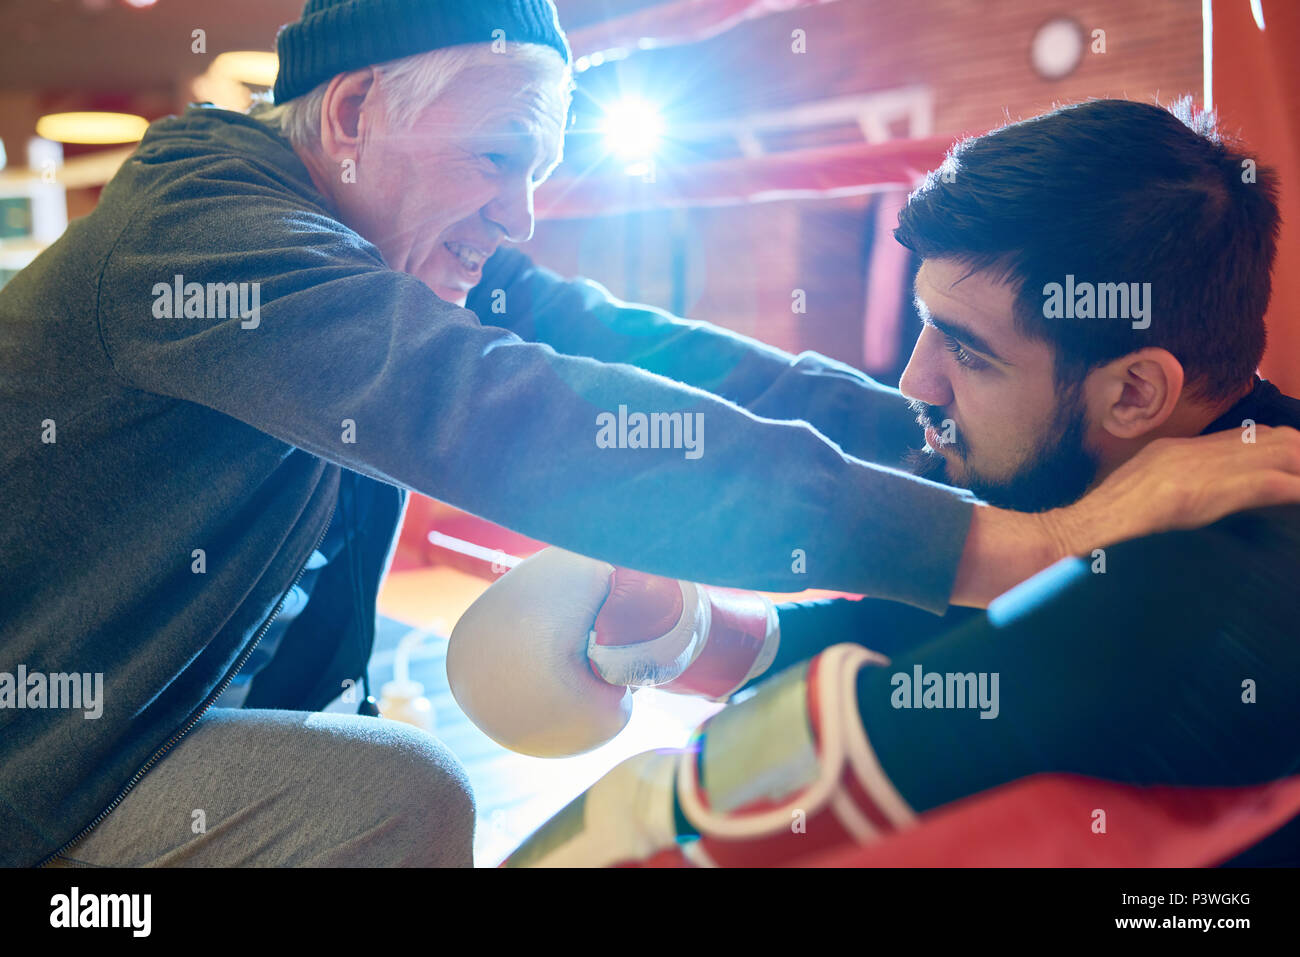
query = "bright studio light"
xmin=600 ymin=98 xmax=664 ymax=162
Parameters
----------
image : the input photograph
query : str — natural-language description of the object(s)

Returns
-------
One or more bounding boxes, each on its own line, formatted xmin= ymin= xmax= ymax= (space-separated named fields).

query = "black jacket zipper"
xmin=35 ymin=510 xmax=334 ymax=868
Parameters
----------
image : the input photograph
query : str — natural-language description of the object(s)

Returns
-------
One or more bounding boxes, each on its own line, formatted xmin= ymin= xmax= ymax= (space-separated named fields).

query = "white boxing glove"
xmin=447 ymin=547 xmax=779 ymax=757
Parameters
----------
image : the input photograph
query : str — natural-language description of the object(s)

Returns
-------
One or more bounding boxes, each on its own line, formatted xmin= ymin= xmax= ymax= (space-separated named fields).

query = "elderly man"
xmin=1 ymin=1 xmax=1296 ymax=868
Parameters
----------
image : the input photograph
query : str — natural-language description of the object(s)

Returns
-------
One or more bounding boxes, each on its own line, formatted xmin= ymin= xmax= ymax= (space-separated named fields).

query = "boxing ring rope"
xmin=535 ymin=134 xmax=955 ymax=219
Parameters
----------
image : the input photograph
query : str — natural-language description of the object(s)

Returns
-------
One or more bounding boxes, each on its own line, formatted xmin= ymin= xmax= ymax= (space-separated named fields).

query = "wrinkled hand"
xmin=955 ymin=425 xmax=1300 ymax=607
xmin=1050 ymin=425 xmax=1300 ymax=554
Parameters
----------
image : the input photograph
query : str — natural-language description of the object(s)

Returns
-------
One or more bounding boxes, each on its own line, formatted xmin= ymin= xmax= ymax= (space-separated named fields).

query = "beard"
xmin=904 ymin=387 xmax=1100 ymax=513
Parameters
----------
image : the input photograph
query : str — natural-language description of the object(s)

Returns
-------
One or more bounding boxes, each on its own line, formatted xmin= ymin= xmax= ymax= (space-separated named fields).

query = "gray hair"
xmin=251 ymin=41 xmax=573 ymax=154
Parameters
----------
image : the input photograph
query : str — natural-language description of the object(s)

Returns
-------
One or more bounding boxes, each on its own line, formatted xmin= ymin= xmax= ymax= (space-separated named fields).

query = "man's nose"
xmin=484 ymin=177 xmax=535 ymax=244
xmin=898 ymin=328 xmax=955 ymax=407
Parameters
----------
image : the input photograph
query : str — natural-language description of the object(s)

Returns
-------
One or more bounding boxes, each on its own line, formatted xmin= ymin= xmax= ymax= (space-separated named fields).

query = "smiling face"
xmin=899 ymin=257 xmax=1101 ymax=511
xmin=320 ymin=55 xmax=568 ymax=305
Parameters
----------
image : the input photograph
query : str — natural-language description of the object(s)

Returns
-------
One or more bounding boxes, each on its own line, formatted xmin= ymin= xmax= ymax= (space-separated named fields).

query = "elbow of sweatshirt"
xmin=818 ymin=464 xmax=979 ymax=615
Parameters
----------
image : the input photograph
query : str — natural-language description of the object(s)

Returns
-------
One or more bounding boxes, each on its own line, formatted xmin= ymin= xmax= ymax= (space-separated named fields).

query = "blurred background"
xmin=3 ymin=0 xmax=1295 ymax=863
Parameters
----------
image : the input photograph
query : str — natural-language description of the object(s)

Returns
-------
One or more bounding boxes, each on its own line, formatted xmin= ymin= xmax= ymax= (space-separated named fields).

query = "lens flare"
xmin=600 ymin=98 xmax=664 ymax=162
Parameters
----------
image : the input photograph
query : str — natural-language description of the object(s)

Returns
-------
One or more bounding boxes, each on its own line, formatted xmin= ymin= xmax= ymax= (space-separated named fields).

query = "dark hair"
xmin=894 ymin=97 xmax=1280 ymax=400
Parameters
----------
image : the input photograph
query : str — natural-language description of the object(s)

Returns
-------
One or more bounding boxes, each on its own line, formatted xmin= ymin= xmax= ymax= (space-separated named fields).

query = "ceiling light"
xmin=34 ymin=112 xmax=150 ymax=145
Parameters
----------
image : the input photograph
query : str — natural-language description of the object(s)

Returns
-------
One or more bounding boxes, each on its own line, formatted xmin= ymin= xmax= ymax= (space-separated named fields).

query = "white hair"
xmin=251 ymin=42 xmax=573 ymax=153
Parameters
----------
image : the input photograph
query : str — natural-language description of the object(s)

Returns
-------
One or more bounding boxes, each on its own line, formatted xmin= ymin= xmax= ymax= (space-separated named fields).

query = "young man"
xmin=453 ymin=99 xmax=1300 ymax=866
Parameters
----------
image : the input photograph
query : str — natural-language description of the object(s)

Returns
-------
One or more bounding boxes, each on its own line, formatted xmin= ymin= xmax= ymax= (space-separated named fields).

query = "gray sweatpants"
xmin=45 ymin=708 xmax=476 ymax=867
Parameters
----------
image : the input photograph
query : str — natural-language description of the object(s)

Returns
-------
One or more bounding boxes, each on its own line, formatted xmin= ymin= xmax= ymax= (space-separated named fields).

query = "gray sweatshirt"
xmin=0 ymin=106 xmax=975 ymax=866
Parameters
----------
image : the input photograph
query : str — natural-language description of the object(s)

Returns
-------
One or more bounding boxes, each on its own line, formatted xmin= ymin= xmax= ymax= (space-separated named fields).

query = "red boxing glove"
xmin=588 ymin=566 xmax=780 ymax=701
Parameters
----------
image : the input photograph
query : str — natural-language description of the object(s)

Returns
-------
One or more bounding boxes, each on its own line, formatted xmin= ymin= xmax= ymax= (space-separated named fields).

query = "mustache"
xmin=906 ymin=399 xmax=943 ymax=432
xmin=906 ymin=399 xmax=967 ymax=453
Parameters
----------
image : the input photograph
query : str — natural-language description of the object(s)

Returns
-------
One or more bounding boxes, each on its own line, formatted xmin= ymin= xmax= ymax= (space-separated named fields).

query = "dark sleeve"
xmin=468 ymin=248 xmax=921 ymax=468
xmin=854 ymin=505 xmax=1300 ymax=813
xmin=749 ymin=598 xmax=981 ymax=688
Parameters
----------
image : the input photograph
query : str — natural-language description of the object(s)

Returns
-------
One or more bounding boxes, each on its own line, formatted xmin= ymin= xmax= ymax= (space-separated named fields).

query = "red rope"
xmin=536 ymin=135 xmax=955 ymax=219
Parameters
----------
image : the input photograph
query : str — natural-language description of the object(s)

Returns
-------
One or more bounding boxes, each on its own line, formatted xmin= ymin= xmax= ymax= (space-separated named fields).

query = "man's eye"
xmin=942 ymin=334 xmax=986 ymax=370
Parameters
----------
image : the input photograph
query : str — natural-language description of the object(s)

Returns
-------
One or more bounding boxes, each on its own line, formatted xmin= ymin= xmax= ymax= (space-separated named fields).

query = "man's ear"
xmin=1087 ymin=348 xmax=1185 ymax=440
xmin=317 ymin=68 xmax=376 ymax=167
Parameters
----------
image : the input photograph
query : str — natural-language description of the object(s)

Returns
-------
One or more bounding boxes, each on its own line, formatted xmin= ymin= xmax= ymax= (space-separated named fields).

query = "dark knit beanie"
xmin=273 ymin=0 xmax=571 ymax=104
